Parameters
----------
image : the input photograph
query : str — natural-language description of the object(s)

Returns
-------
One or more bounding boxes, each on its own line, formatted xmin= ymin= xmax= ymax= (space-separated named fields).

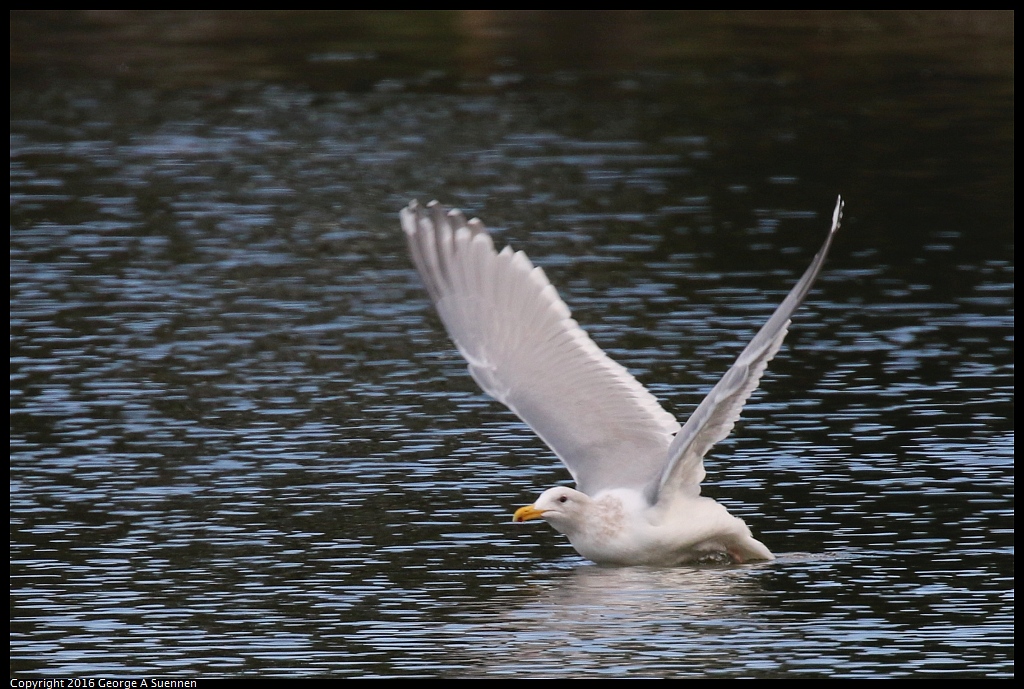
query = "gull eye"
xmin=558 ymin=495 xmax=568 ymax=503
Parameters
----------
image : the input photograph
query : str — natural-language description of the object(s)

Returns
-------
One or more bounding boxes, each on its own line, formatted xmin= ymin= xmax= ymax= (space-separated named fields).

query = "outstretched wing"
xmin=657 ymin=196 xmax=844 ymax=501
xmin=402 ymin=201 xmax=680 ymax=497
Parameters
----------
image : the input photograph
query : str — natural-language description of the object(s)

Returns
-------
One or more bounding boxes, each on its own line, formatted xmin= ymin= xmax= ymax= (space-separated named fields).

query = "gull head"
xmin=513 ymin=486 xmax=595 ymax=536
xmin=512 ymin=486 xmax=645 ymax=557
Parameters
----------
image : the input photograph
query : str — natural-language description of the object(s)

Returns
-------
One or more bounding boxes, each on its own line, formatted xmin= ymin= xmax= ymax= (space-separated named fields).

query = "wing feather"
xmin=657 ymin=196 xmax=844 ymax=501
xmin=402 ymin=201 xmax=679 ymax=496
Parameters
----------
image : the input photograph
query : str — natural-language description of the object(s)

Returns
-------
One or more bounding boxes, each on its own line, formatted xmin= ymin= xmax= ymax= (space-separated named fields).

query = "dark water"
xmin=10 ymin=11 xmax=1013 ymax=678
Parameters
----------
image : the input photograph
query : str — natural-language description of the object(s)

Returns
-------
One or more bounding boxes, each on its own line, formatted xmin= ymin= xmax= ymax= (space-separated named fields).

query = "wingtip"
xmin=402 ymin=198 xmax=491 ymax=239
xmin=447 ymin=207 xmax=468 ymax=231
xmin=832 ymin=195 xmax=844 ymax=234
xmin=404 ymin=199 xmax=424 ymax=216
xmin=400 ymin=201 xmax=419 ymax=235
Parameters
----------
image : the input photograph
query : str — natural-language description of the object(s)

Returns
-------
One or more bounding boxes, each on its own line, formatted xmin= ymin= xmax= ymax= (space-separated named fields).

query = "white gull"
xmin=402 ymin=197 xmax=843 ymax=565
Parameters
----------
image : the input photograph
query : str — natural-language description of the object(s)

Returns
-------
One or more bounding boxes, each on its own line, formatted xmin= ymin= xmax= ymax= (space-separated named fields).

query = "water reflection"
xmin=428 ymin=565 xmax=777 ymax=677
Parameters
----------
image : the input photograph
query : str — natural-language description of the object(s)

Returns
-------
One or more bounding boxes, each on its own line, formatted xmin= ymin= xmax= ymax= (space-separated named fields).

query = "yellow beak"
xmin=513 ymin=504 xmax=546 ymax=522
